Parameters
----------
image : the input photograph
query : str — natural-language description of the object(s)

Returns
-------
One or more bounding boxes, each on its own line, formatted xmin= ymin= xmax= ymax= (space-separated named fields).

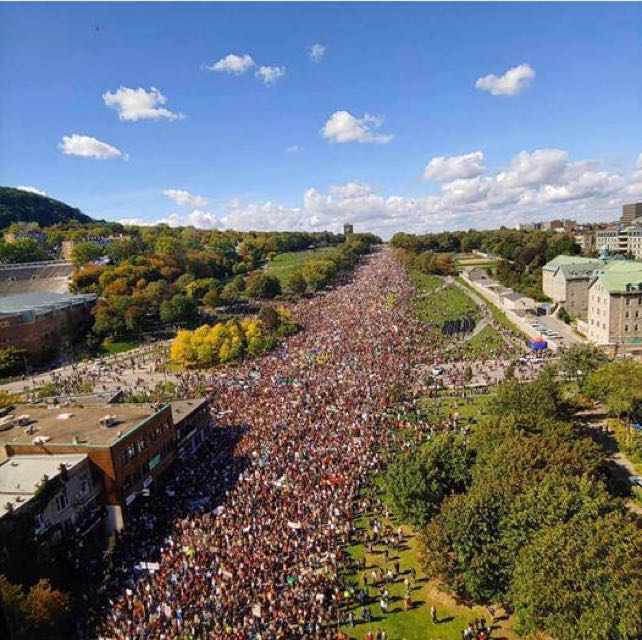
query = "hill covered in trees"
xmin=0 ymin=187 xmax=94 ymax=229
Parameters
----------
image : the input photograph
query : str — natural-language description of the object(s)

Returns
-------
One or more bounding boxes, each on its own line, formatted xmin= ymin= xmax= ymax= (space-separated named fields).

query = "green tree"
xmin=585 ymin=359 xmax=642 ymax=418
xmin=160 ymin=294 xmax=197 ymax=324
xmin=302 ymin=259 xmax=337 ymax=291
xmin=220 ymin=275 xmax=246 ymax=305
xmin=385 ymin=434 xmax=473 ymax=528
xmin=512 ymin=512 xmax=642 ymax=640
xmin=246 ymin=273 xmax=282 ymax=299
xmin=287 ymin=272 xmax=307 ymax=296
xmin=558 ymin=343 xmax=608 ymax=390
xmin=71 ymin=241 xmax=103 ymax=267
xmin=202 ymin=287 xmax=222 ymax=308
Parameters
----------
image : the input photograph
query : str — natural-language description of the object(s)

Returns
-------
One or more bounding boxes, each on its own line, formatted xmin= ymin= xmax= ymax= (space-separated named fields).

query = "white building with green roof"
xmin=542 ymin=255 xmax=605 ymax=320
xmin=586 ymin=261 xmax=642 ymax=350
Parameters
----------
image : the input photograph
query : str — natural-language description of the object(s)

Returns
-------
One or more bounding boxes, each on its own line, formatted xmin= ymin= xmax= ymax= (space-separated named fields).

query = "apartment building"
xmin=586 ymin=261 xmax=642 ymax=352
xmin=621 ymin=202 xmax=642 ymax=225
xmin=0 ymin=402 xmax=177 ymax=532
xmin=542 ymin=255 xmax=604 ymax=320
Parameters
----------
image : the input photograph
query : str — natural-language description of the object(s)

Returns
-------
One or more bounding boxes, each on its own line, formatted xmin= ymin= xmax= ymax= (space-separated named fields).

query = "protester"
xmin=78 ymin=248 xmax=431 ymax=639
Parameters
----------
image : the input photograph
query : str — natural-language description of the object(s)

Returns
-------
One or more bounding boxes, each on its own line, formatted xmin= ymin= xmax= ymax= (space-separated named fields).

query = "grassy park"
xmin=409 ymin=271 xmax=478 ymax=327
xmin=266 ymin=246 xmax=338 ymax=286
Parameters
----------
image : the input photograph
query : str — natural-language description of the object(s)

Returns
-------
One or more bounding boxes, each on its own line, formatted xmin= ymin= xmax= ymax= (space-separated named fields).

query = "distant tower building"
xmin=343 ymin=223 xmax=354 ymax=236
xmin=621 ymin=202 xmax=642 ymax=225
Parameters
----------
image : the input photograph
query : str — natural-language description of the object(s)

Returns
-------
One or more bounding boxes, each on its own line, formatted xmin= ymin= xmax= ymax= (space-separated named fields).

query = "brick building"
xmin=0 ymin=291 xmax=97 ymax=359
xmin=171 ymin=399 xmax=212 ymax=458
xmin=0 ymin=402 xmax=177 ymax=532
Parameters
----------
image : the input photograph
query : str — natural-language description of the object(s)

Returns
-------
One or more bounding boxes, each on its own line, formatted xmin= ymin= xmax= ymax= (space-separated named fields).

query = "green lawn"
xmin=410 ymin=271 xmax=478 ymax=328
xmin=418 ymin=393 xmax=494 ymax=422
xmin=100 ymin=338 xmax=142 ymax=355
xmin=340 ymin=393 xmax=521 ymax=640
xmin=456 ymin=325 xmax=513 ymax=361
xmin=341 ymin=488 xmax=517 ymax=640
xmin=266 ymin=246 xmax=338 ymax=285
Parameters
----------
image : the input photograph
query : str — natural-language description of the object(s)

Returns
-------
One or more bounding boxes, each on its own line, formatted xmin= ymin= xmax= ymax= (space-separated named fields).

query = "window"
xmin=624 ymin=325 xmax=629 ymax=332
xmin=55 ymin=491 xmax=68 ymax=512
xmin=79 ymin=474 xmax=91 ymax=497
xmin=35 ymin=513 xmax=46 ymax=531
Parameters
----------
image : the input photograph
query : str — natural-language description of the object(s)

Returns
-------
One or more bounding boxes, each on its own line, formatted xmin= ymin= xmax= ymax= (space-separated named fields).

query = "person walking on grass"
xmin=431 ymin=605 xmax=438 ymax=624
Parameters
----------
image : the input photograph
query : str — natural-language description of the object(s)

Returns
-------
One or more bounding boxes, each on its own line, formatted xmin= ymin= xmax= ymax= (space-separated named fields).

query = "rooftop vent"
xmin=99 ymin=415 xmax=118 ymax=428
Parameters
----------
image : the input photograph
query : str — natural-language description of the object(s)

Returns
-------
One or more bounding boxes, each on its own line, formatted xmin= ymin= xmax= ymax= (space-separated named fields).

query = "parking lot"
xmin=527 ymin=314 xmax=584 ymax=349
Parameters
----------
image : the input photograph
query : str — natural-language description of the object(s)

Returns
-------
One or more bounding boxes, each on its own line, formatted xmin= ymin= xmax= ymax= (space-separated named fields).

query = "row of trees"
xmin=391 ymin=228 xmax=580 ymax=299
xmin=169 ymin=305 xmax=298 ymax=368
xmin=71 ymin=229 xmax=349 ymax=338
xmin=394 ymin=248 xmax=455 ymax=276
xmin=386 ymin=367 xmax=642 ymax=638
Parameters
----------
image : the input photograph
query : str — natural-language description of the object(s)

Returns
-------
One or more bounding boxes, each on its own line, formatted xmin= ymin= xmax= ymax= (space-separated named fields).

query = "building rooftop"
xmin=0 ymin=291 xmax=97 ymax=318
xmin=0 ymin=403 xmax=168 ymax=449
xmin=0 ymin=453 xmax=87 ymax=517
xmin=592 ymin=262 xmax=642 ymax=293
xmin=170 ymin=399 xmax=209 ymax=426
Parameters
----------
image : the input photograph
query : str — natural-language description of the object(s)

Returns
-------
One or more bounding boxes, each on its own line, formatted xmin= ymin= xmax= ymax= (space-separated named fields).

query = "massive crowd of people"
xmin=77 ymin=248 xmax=434 ymax=639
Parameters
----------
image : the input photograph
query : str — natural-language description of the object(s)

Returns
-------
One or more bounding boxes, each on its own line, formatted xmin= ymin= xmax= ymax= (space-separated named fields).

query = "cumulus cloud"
xmin=475 ymin=63 xmax=535 ymax=96
xmin=103 ymin=86 xmax=184 ymax=121
xmin=321 ymin=111 xmax=393 ymax=144
xmin=497 ymin=148 xmax=568 ymax=188
xmin=329 ymin=182 xmax=375 ymax=198
xmin=207 ymin=53 xmax=255 ymax=74
xmin=163 ymin=189 xmax=209 ymax=208
xmin=119 ymin=210 xmax=218 ymax=229
xmin=423 ymin=151 xmax=485 ymax=182
xmin=116 ymin=150 xmax=642 ymax=238
xmin=255 ymin=65 xmax=286 ymax=85
xmin=16 ymin=185 xmax=47 ymax=196
xmin=59 ymin=134 xmax=125 ymax=160
xmin=627 ymin=153 xmax=642 ymax=196
xmin=308 ymin=43 xmax=326 ymax=62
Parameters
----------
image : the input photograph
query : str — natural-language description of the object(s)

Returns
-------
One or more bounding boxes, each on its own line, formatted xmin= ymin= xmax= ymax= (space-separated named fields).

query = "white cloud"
xmin=207 ymin=53 xmax=255 ymax=75
xmin=118 ymin=149 xmax=642 ymax=238
xmin=497 ymin=148 xmax=568 ymax=188
xmin=255 ymin=65 xmax=286 ymax=85
xmin=321 ymin=111 xmax=393 ymax=144
xmin=16 ymin=185 xmax=47 ymax=196
xmin=627 ymin=153 xmax=642 ymax=196
xmin=119 ymin=210 xmax=218 ymax=229
xmin=329 ymin=182 xmax=375 ymax=198
xmin=308 ymin=43 xmax=326 ymax=62
xmin=59 ymin=134 xmax=125 ymax=160
xmin=220 ymin=199 xmax=302 ymax=231
xmin=423 ymin=151 xmax=485 ymax=182
xmin=475 ymin=63 xmax=535 ymax=96
xmin=163 ymin=189 xmax=209 ymax=208
xmin=103 ymin=86 xmax=184 ymax=122
xmin=285 ymin=145 xmax=302 ymax=154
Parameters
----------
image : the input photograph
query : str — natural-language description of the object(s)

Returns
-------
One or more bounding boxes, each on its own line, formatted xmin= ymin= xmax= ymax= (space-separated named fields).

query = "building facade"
xmin=1 ymin=403 xmax=177 ymax=532
xmin=621 ymin=202 xmax=642 ymax=226
xmin=541 ymin=255 xmax=604 ymax=320
xmin=0 ymin=453 xmax=103 ymax=548
xmin=0 ymin=292 xmax=97 ymax=359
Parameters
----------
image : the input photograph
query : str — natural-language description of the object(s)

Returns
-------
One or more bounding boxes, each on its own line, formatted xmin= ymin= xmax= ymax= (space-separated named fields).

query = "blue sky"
xmin=1 ymin=2 xmax=641 ymax=237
